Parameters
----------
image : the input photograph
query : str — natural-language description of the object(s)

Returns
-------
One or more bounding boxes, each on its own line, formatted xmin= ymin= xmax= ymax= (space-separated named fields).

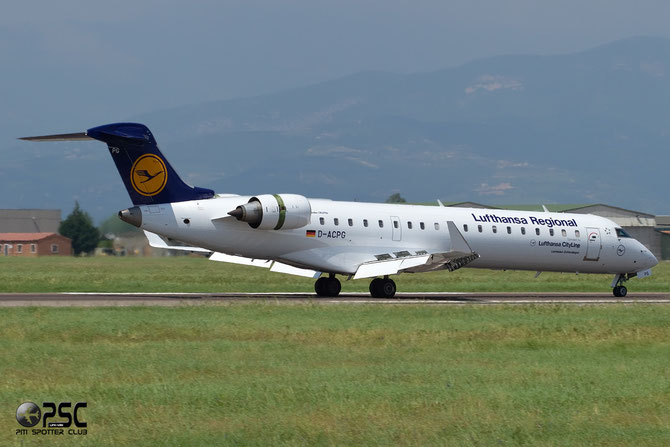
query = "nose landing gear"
xmin=613 ymin=285 xmax=627 ymax=297
xmin=612 ymin=274 xmax=628 ymax=297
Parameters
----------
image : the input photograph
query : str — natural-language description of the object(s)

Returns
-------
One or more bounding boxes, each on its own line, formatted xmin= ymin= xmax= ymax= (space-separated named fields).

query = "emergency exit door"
xmin=391 ymin=216 xmax=402 ymax=241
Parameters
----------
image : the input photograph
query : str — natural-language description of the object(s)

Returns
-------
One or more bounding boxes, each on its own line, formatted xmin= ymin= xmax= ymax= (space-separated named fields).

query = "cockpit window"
xmin=616 ymin=228 xmax=631 ymax=238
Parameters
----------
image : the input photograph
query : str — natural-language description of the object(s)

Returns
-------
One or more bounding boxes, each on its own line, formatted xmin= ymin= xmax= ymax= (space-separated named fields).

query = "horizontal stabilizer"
xmin=19 ymin=132 xmax=93 ymax=142
xmin=144 ymin=230 xmax=211 ymax=253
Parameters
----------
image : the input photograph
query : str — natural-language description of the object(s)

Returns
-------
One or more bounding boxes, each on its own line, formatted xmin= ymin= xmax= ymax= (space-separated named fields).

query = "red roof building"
xmin=0 ymin=233 xmax=72 ymax=257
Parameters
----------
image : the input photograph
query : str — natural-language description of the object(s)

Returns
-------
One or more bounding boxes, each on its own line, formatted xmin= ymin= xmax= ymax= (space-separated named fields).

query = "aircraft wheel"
xmin=370 ymin=278 xmax=396 ymax=298
xmin=324 ymin=277 xmax=341 ymax=297
xmin=613 ymin=286 xmax=627 ymax=297
xmin=314 ymin=277 xmax=329 ymax=296
xmin=380 ymin=278 xmax=396 ymax=298
xmin=369 ymin=278 xmax=383 ymax=298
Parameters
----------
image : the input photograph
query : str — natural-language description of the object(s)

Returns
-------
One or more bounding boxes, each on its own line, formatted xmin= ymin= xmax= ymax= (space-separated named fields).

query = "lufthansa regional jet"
xmin=22 ymin=123 xmax=658 ymax=298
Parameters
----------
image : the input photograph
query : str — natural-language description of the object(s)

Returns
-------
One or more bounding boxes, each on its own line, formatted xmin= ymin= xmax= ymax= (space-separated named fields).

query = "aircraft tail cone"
xmin=119 ymin=206 xmax=142 ymax=228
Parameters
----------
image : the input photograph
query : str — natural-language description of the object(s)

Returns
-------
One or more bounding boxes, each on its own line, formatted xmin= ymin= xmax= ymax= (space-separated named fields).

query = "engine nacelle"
xmin=228 ymin=194 xmax=312 ymax=230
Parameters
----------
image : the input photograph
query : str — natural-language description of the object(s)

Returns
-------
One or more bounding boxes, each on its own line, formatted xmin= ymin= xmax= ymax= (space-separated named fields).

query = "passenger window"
xmin=420 ymin=222 xmax=425 ymax=230
xmin=319 ymin=217 xmax=325 ymax=225
xmin=507 ymin=226 xmax=511 ymax=234
xmin=393 ymin=220 xmax=399 ymax=229
xmin=363 ymin=219 xmax=368 ymax=227
xmin=478 ymin=225 xmax=482 ymax=233
xmin=535 ymin=228 xmax=540 ymax=236
xmin=575 ymin=230 xmax=580 ymax=238
xmin=378 ymin=220 xmax=384 ymax=228
xmin=521 ymin=227 xmax=526 ymax=235
xmin=434 ymin=223 xmax=440 ymax=230
xmin=492 ymin=225 xmax=497 ymax=234
xmin=463 ymin=224 xmax=468 ymax=232
xmin=549 ymin=228 xmax=554 ymax=236
xmin=561 ymin=229 xmax=567 ymax=237
xmin=334 ymin=218 xmax=339 ymax=226
xmin=348 ymin=218 xmax=353 ymax=227
xmin=407 ymin=222 xmax=413 ymax=229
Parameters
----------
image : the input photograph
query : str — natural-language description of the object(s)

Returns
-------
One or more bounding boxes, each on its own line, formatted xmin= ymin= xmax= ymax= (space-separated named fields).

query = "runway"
xmin=0 ymin=292 xmax=669 ymax=306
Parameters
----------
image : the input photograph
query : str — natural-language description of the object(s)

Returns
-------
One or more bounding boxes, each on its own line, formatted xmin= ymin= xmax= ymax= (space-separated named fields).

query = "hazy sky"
xmin=2 ymin=0 xmax=670 ymax=134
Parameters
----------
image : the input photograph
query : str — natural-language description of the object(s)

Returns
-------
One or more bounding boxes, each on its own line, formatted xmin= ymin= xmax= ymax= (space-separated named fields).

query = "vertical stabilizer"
xmin=86 ymin=123 xmax=214 ymax=205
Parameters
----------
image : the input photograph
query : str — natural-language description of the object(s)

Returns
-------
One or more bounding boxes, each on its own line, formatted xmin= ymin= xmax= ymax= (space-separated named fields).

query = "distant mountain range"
xmin=6 ymin=36 xmax=670 ymax=221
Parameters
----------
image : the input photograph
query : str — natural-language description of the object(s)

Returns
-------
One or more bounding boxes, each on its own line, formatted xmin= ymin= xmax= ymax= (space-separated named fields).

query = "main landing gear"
xmin=369 ymin=276 xmax=396 ymax=298
xmin=313 ymin=275 xmax=397 ymax=298
xmin=314 ymin=275 xmax=341 ymax=297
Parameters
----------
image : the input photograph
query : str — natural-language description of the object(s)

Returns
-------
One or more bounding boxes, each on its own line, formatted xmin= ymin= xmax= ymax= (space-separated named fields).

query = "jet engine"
xmin=228 ymin=194 xmax=312 ymax=230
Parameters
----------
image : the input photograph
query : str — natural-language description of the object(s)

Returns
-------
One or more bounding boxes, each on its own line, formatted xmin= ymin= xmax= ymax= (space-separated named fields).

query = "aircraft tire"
xmin=369 ymin=278 xmax=383 ymax=298
xmin=314 ymin=277 xmax=329 ymax=296
xmin=613 ymin=286 xmax=627 ymax=297
xmin=370 ymin=278 xmax=396 ymax=298
xmin=380 ymin=278 xmax=396 ymax=298
xmin=324 ymin=277 xmax=341 ymax=297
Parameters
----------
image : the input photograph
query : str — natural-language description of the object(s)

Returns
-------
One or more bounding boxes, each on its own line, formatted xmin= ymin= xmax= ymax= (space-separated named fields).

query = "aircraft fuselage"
xmin=136 ymin=196 xmax=657 ymax=276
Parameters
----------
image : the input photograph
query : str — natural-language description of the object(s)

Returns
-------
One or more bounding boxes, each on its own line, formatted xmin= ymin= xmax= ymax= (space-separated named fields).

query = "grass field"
xmin=0 ymin=256 xmax=668 ymax=293
xmin=1 ymin=258 xmax=668 ymax=445
xmin=1 ymin=304 xmax=669 ymax=446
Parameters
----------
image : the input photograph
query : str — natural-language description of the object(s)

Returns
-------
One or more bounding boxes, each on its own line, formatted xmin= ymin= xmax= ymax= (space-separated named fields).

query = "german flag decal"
xmin=306 ymin=230 xmax=316 ymax=237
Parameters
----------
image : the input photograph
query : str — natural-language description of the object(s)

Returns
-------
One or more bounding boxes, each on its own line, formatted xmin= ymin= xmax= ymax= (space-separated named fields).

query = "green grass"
xmin=0 ymin=256 xmax=668 ymax=293
xmin=1 ymin=304 xmax=669 ymax=446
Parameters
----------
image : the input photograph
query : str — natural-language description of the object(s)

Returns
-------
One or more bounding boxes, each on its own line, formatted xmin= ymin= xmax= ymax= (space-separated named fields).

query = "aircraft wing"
xmin=144 ymin=230 xmax=211 ymax=253
xmin=209 ymin=252 xmax=320 ymax=278
xmin=145 ymin=230 xmax=321 ymax=278
xmin=353 ymin=221 xmax=479 ymax=279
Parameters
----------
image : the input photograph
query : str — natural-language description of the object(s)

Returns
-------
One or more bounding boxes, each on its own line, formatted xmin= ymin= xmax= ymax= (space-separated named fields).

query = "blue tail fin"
xmin=86 ymin=123 xmax=214 ymax=205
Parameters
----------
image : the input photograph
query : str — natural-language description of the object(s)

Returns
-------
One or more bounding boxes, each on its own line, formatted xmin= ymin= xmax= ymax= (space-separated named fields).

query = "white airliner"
xmin=22 ymin=123 xmax=658 ymax=298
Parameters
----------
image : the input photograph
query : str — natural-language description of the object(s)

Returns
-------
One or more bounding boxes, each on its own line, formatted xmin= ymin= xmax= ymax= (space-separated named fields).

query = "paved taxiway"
xmin=0 ymin=292 xmax=669 ymax=306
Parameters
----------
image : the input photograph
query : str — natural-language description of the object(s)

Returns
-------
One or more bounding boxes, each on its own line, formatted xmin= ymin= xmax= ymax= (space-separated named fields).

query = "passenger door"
xmin=584 ymin=227 xmax=602 ymax=261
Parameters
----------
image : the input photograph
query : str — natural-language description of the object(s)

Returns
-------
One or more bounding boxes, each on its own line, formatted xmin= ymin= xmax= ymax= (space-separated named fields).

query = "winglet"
xmin=446 ymin=221 xmax=473 ymax=254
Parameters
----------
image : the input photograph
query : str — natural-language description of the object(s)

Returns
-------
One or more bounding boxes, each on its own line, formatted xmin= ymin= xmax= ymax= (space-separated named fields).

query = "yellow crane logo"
xmin=131 ymin=154 xmax=168 ymax=196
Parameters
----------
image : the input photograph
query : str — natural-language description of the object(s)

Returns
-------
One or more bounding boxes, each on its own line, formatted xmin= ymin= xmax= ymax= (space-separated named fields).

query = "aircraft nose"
xmin=647 ymin=250 xmax=659 ymax=269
